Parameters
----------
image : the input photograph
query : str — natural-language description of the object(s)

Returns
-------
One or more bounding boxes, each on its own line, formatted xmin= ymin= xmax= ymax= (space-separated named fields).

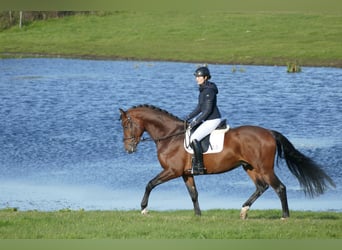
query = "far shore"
xmin=2 ymin=52 xmax=342 ymax=68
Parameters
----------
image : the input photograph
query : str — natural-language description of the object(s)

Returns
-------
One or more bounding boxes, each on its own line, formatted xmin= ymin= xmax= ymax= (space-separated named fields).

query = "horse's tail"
xmin=270 ymin=130 xmax=335 ymax=197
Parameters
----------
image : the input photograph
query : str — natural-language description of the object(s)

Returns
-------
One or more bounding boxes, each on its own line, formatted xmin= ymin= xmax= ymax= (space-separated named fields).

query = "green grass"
xmin=0 ymin=11 xmax=341 ymax=66
xmin=0 ymin=209 xmax=341 ymax=239
xmin=0 ymin=7 xmax=341 ymax=244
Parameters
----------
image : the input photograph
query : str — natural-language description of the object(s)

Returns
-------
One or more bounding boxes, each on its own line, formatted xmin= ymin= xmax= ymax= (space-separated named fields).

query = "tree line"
xmin=0 ymin=11 xmax=98 ymax=30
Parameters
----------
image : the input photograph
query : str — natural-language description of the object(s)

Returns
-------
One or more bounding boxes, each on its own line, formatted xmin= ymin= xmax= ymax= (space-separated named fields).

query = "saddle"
xmin=184 ymin=119 xmax=229 ymax=154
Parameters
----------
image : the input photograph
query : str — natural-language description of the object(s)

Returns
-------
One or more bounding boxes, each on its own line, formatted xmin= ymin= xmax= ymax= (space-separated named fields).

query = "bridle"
xmin=121 ymin=114 xmax=141 ymax=149
xmin=121 ymin=113 xmax=187 ymax=144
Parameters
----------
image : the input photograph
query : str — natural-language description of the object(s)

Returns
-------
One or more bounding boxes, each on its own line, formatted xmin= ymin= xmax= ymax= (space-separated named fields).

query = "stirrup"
xmin=191 ymin=166 xmax=206 ymax=175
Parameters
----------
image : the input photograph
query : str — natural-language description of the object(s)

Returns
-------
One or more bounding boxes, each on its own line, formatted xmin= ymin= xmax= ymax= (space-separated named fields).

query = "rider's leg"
xmin=191 ymin=139 xmax=205 ymax=175
xmin=190 ymin=118 xmax=221 ymax=175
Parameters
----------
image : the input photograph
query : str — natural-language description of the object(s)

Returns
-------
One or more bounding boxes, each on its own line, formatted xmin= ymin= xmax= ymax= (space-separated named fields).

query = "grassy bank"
xmin=0 ymin=208 xmax=341 ymax=239
xmin=0 ymin=11 xmax=341 ymax=67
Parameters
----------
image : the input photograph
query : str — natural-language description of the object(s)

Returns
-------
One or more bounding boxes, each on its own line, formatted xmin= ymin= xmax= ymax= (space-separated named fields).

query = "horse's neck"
xmin=143 ymin=115 xmax=183 ymax=139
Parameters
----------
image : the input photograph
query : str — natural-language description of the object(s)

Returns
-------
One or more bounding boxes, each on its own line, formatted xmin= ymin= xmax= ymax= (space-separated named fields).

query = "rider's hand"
xmin=189 ymin=120 xmax=197 ymax=129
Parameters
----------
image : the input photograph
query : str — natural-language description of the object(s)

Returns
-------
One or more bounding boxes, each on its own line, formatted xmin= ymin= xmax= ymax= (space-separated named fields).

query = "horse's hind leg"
xmin=240 ymin=181 xmax=269 ymax=219
xmin=240 ymin=164 xmax=269 ymax=219
xmin=268 ymin=174 xmax=289 ymax=219
xmin=182 ymin=175 xmax=201 ymax=216
xmin=242 ymin=164 xmax=289 ymax=219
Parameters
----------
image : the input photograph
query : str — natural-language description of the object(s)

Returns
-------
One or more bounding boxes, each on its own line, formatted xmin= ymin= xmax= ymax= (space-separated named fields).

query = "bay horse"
xmin=119 ymin=104 xmax=335 ymax=219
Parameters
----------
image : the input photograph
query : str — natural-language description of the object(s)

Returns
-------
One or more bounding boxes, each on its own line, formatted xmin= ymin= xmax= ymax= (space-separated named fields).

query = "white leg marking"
xmin=141 ymin=208 xmax=149 ymax=215
xmin=240 ymin=206 xmax=250 ymax=220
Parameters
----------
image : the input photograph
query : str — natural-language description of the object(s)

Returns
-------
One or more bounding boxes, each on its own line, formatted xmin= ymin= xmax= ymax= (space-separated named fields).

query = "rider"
xmin=185 ymin=66 xmax=222 ymax=175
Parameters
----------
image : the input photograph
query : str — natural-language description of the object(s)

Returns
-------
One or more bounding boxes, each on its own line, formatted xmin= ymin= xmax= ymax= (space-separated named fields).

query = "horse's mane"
xmin=129 ymin=104 xmax=184 ymax=122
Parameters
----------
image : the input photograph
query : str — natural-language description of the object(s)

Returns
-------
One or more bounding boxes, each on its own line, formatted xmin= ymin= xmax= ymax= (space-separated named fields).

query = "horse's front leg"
xmin=141 ymin=169 xmax=177 ymax=215
xmin=140 ymin=177 xmax=159 ymax=215
xmin=182 ymin=175 xmax=201 ymax=216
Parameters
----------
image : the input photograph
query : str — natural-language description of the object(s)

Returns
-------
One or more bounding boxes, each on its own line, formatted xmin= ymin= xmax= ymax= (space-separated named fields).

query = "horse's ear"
xmin=119 ymin=108 xmax=126 ymax=120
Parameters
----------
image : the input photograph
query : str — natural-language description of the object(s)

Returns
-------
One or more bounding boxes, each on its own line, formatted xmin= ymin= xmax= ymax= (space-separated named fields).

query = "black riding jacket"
xmin=186 ymin=80 xmax=221 ymax=126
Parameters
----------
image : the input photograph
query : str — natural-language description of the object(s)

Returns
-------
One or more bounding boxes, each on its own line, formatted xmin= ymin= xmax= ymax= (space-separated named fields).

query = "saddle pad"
xmin=184 ymin=126 xmax=230 ymax=154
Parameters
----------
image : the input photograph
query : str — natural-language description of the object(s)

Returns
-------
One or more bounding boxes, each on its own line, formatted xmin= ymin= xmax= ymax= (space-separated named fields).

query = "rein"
xmin=141 ymin=119 xmax=188 ymax=143
xmin=141 ymin=130 xmax=186 ymax=143
xmin=122 ymin=112 xmax=188 ymax=143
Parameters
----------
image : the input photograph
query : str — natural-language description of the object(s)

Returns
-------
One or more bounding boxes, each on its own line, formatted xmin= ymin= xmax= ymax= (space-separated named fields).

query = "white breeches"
xmin=190 ymin=118 xmax=221 ymax=142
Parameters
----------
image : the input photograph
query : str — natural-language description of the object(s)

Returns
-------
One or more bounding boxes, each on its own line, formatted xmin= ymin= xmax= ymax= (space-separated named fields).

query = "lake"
xmin=0 ymin=58 xmax=341 ymax=212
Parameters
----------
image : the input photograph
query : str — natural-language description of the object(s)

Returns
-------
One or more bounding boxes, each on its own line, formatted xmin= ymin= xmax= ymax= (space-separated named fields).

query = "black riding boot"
xmin=191 ymin=139 xmax=206 ymax=175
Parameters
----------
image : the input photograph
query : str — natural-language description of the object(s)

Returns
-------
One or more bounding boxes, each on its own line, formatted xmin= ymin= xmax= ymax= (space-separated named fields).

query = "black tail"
xmin=271 ymin=130 xmax=335 ymax=197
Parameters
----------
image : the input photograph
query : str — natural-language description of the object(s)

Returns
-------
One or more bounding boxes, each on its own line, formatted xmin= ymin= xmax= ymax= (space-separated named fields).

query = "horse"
xmin=119 ymin=104 xmax=335 ymax=219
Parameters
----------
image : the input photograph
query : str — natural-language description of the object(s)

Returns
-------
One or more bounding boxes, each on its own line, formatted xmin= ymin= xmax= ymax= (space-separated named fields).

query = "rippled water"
xmin=0 ymin=58 xmax=341 ymax=212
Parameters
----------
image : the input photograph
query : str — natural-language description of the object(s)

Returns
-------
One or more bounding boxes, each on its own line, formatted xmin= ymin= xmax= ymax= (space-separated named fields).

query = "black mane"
xmin=129 ymin=104 xmax=184 ymax=122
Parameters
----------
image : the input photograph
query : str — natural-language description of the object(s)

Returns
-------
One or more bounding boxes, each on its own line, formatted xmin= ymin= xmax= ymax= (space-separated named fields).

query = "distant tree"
xmin=19 ymin=11 xmax=22 ymax=29
xmin=0 ymin=11 xmax=87 ymax=31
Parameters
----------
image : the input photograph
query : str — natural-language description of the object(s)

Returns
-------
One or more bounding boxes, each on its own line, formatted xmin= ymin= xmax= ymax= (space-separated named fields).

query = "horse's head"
xmin=119 ymin=108 xmax=145 ymax=153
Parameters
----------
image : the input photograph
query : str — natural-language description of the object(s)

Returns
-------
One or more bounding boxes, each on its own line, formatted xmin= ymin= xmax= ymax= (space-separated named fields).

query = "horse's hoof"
xmin=141 ymin=208 xmax=149 ymax=215
xmin=280 ymin=217 xmax=288 ymax=221
xmin=240 ymin=206 xmax=250 ymax=220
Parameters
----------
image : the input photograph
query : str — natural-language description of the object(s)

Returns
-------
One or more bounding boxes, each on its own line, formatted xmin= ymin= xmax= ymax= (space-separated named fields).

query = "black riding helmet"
xmin=194 ymin=66 xmax=211 ymax=79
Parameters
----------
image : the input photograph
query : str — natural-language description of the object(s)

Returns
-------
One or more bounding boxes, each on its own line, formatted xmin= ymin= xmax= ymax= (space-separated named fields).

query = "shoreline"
xmin=2 ymin=52 xmax=342 ymax=68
